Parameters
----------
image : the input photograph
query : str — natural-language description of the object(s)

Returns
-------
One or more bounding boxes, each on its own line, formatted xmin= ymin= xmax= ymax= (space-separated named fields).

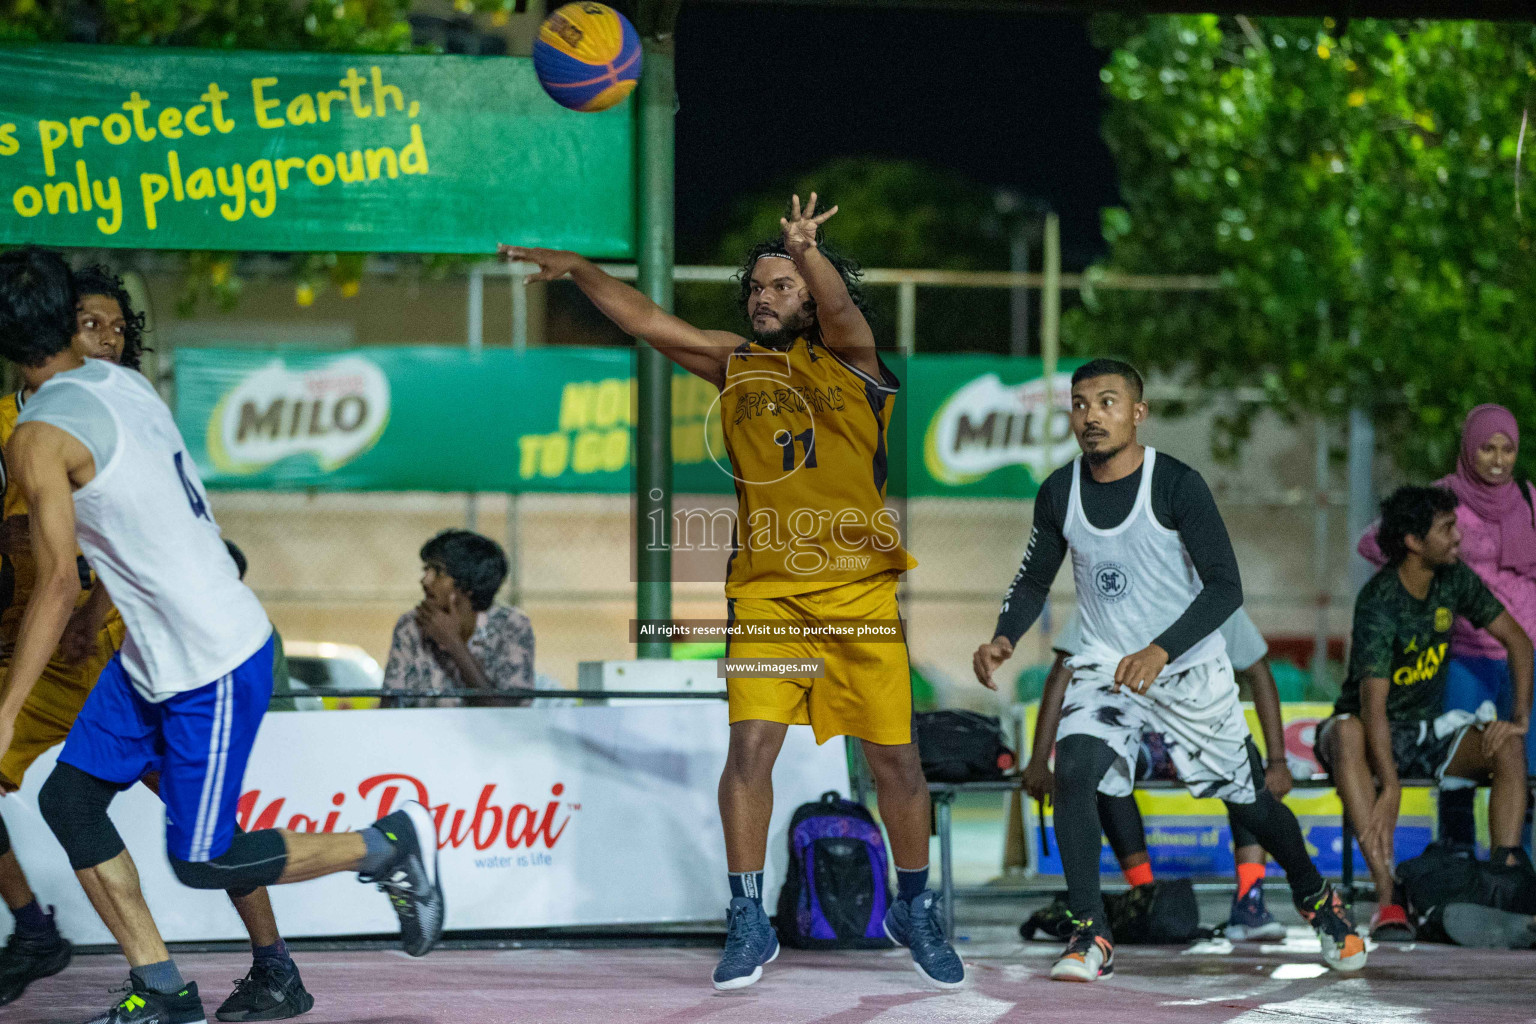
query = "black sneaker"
xmin=0 ymin=920 xmax=72 ymax=1005
xmin=359 ymin=800 xmax=445 ymax=956
xmin=82 ymin=980 xmax=206 ymax=1024
xmin=215 ymin=960 xmax=314 ymax=1021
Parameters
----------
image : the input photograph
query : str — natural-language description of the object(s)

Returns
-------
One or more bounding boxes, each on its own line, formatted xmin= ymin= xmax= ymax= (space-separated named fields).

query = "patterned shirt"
xmin=1337 ymin=560 xmax=1504 ymax=722
xmin=383 ymin=604 xmax=535 ymax=708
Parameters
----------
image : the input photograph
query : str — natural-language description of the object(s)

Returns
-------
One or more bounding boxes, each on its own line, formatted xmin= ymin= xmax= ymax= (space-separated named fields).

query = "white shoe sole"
xmin=1050 ymin=956 xmax=1110 ymax=982
xmin=400 ymin=800 xmax=445 ymax=955
xmin=1227 ymin=922 xmax=1287 ymax=942
xmin=1049 ymin=963 xmax=1100 ymax=983
xmin=712 ymin=940 xmax=779 ymax=991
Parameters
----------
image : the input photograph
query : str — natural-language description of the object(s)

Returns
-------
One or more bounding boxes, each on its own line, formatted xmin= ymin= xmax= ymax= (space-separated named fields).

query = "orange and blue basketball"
xmin=533 ymin=3 xmax=642 ymax=113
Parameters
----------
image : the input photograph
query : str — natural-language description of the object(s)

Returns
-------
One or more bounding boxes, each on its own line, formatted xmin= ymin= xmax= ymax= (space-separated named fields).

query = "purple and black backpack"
xmin=775 ymin=791 xmax=896 ymax=949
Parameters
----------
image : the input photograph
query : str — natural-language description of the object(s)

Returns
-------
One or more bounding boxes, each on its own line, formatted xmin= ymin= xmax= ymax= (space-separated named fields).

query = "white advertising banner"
xmin=3 ymin=706 xmax=850 ymax=944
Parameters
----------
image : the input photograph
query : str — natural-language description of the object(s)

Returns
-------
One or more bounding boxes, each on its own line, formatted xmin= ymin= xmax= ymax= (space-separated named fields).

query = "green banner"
xmin=904 ymin=354 xmax=1084 ymax=499
xmin=174 ymin=347 xmax=1082 ymax=497
xmin=0 ymin=44 xmax=633 ymax=255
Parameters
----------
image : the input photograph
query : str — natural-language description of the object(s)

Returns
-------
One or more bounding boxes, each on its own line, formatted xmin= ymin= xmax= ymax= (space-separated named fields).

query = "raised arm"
xmin=779 ymin=193 xmax=880 ymax=381
xmin=0 ymin=422 xmax=86 ymax=755
xmin=499 ymin=245 xmax=743 ymax=388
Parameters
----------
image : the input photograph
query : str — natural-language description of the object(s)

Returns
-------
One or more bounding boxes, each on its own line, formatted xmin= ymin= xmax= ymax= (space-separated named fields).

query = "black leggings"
xmin=1056 ymin=736 xmax=1324 ymax=934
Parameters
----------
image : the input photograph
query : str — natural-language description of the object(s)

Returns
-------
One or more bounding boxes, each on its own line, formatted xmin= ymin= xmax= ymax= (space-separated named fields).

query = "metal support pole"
xmin=1345 ymin=329 xmax=1375 ymax=595
xmin=511 ymin=272 xmax=529 ymax=351
xmin=1010 ymin=221 xmax=1030 ymax=357
xmin=937 ymin=795 xmax=955 ymax=938
xmin=506 ymin=493 xmax=522 ymax=607
xmin=635 ymin=2 xmax=680 ymax=657
xmin=1040 ymin=212 xmax=1061 ymax=385
xmin=1312 ymin=416 xmax=1332 ymax=689
xmin=467 ymin=267 xmax=484 ymax=531
xmin=896 ymin=279 xmax=917 ymax=356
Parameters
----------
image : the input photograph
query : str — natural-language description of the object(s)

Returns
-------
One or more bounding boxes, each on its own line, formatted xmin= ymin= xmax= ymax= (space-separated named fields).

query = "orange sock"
xmin=1236 ymin=861 xmax=1266 ymax=899
xmin=1124 ymin=861 xmax=1154 ymax=887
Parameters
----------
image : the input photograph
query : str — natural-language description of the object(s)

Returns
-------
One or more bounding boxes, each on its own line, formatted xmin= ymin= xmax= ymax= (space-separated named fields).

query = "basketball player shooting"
xmin=0 ymin=248 xmax=446 ymax=1024
xmin=972 ymin=358 xmax=1366 ymax=982
xmin=502 ymin=194 xmax=965 ymax=992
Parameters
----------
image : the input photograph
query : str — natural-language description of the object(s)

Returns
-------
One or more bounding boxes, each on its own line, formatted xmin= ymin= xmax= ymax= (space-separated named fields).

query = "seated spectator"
xmin=1318 ymin=485 xmax=1533 ymax=942
xmin=383 ymin=529 xmax=534 ymax=708
xmin=1357 ymin=404 xmax=1536 ymax=844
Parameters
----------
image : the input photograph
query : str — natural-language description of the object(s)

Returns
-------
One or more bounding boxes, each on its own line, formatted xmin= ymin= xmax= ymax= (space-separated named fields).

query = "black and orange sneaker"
xmin=1297 ymin=884 xmax=1368 ymax=972
xmin=1049 ymin=917 xmax=1113 ymax=982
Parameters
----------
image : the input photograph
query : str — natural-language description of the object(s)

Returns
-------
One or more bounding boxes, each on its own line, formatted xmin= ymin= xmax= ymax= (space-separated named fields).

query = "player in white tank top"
xmin=17 ymin=358 xmax=272 ymax=700
xmin=1064 ymin=446 xmax=1227 ymax=676
xmin=971 ymin=358 xmax=1365 ymax=980
xmin=0 ymin=248 xmax=446 ymax=1021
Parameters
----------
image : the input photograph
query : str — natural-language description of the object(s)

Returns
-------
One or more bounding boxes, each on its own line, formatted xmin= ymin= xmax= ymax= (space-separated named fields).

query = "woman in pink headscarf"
xmin=1359 ymin=405 xmax=1536 ymax=836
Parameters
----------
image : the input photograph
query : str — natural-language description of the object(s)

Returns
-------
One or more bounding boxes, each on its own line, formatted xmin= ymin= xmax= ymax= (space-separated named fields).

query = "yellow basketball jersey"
xmin=0 ymin=389 xmax=116 ymax=646
xmin=720 ymin=337 xmax=915 ymax=598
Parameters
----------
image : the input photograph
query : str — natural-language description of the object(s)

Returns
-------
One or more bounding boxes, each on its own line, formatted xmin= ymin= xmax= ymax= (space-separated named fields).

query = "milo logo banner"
xmin=175 ymin=348 xmax=1081 ymax=496
xmin=0 ymin=44 xmax=633 ymax=254
xmin=907 ymin=356 xmax=1084 ymax=498
xmin=176 ymin=346 xmax=731 ymax=493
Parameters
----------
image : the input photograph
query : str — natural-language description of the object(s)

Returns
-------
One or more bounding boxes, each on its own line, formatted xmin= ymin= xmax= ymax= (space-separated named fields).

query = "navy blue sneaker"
xmin=712 ymin=898 xmax=779 ymax=991
xmin=883 ymin=890 xmax=965 ymax=989
xmin=1225 ymin=885 xmax=1286 ymax=942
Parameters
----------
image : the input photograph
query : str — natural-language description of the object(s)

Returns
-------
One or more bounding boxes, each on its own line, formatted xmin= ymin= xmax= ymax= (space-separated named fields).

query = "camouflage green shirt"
xmin=1337 ymin=561 xmax=1504 ymax=722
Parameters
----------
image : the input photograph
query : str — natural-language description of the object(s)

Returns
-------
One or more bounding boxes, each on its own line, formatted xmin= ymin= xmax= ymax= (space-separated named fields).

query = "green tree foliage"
xmin=678 ymin=158 xmax=1012 ymax=352
xmin=1069 ymin=15 xmax=1536 ymax=477
xmin=0 ymin=0 xmax=519 ymax=309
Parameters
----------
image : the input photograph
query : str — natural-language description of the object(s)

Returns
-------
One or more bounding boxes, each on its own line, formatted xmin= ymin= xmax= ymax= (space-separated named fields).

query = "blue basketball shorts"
xmin=58 ymin=631 xmax=275 ymax=863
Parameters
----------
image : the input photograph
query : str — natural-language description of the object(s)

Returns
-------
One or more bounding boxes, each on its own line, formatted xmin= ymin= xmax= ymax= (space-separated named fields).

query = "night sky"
xmin=672 ymin=3 xmax=1121 ymax=268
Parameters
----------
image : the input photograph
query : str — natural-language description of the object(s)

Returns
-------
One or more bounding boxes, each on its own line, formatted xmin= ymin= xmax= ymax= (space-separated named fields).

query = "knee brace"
xmin=38 ymin=763 xmax=126 ymax=871
xmin=170 ymin=829 xmax=287 ymax=891
xmin=222 ymin=825 xmax=259 ymax=898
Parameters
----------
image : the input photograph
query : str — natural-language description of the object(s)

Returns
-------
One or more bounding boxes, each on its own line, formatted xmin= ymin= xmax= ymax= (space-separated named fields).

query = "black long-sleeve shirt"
xmin=993 ymin=452 xmax=1243 ymax=661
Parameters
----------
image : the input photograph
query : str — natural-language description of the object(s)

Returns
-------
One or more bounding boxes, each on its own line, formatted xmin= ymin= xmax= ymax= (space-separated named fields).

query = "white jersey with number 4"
xmin=16 ymin=359 xmax=270 ymax=702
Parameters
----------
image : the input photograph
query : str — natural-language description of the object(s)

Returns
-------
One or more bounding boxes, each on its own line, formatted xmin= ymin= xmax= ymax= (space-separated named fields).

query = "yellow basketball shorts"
xmin=0 ymin=618 xmax=125 ymax=791
xmin=726 ymin=571 xmax=913 ymax=746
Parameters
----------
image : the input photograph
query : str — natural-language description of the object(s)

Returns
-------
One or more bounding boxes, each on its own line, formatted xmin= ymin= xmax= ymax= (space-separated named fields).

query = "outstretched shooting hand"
xmin=498 ymin=245 xmax=585 ymax=283
xmin=780 ymin=193 xmax=838 ymax=257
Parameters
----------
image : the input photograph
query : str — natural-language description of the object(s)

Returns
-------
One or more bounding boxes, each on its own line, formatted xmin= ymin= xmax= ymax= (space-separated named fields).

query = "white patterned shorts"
xmin=1056 ymin=655 xmax=1258 ymax=803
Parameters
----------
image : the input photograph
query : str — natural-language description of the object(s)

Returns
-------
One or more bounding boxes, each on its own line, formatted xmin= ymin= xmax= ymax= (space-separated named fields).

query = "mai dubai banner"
xmin=173 ymin=347 xmax=1085 ymax=496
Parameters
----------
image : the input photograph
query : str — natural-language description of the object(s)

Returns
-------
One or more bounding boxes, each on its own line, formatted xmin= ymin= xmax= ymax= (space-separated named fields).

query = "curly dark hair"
xmin=0 ymin=247 xmax=75 ymax=368
xmin=1378 ymin=485 xmax=1459 ymax=564
xmin=72 ymin=264 xmax=149 ymax=372
xmin=734 ymin=237 xmax=873 ymax=333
